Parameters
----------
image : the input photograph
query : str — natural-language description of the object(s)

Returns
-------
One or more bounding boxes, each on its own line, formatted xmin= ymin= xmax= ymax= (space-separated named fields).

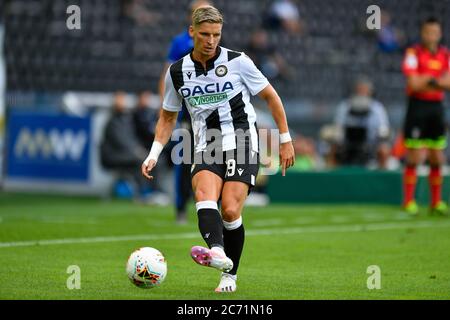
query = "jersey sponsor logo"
xmin=237 ymin=168 xmax=244 ymax=176
xmin=180 ymin=81 xmax=233 ymax=98
xmin=186 ymin=71 xmax=192 ymax=79
xmin=188 ymin=93 xmax=228 ymax=106
xmin=215 ymin=65 xmax=228 ymax=77
xmin=181 ymin=81 xmax=234 ymax=106
xmin=428 ymin=59 xmax=442 ymax=70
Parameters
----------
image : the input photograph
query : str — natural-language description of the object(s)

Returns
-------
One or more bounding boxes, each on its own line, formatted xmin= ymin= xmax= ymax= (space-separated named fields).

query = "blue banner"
xmin=5 ymin=111 xmax=91 ymax=182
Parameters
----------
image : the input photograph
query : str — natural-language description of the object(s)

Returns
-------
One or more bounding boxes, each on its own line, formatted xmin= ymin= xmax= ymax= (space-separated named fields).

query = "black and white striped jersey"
xmin=162 ymin=46 xmax=269 ymax=153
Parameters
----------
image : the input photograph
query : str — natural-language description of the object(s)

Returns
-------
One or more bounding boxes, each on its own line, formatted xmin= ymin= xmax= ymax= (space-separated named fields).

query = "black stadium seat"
xmin=3 ymin=0 xmax=449 ymax=103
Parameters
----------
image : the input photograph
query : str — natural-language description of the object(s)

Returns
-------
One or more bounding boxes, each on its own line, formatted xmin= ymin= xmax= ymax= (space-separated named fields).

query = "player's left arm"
xmin=258 ymin=84 xmax=295 ymax=176
xmin=435 ymin=52 xmax=450 ymax=90
xmin=436 ymin=72 xmax=450 ymax=90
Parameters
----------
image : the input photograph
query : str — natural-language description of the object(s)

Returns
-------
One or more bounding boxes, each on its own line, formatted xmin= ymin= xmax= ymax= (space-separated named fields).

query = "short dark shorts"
xmin=403 ymin=97 xmax=447 ymax=149
xmin=190 ymin=145 xmax=260 ymax=192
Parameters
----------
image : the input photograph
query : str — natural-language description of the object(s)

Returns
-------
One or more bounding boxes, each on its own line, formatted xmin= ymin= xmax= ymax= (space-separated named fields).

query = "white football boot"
xmin=190 ymin=246 xmax=233 ymax=272
xmin=215 ymin=273 xmax=237 ymax=293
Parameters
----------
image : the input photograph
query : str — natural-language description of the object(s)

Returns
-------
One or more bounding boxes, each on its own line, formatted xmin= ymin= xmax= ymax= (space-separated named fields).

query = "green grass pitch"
xmin=0 ymin=192 xmax=449 ymax=300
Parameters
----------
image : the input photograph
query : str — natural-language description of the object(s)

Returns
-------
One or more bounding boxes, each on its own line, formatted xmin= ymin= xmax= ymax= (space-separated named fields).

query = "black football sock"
xmin=223 ymin=217 xmax=245 ymax=276
xmin=196 ymin=201 xmax=224 ymax=249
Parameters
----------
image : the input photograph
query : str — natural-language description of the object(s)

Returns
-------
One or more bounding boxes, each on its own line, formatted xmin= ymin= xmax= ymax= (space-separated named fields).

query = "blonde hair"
xmin=192 ymin=6 xmax=223 ymax=27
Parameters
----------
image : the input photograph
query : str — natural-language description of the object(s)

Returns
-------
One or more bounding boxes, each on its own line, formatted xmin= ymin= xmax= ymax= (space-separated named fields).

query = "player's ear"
xmin=189 ymin=25 xmax=195 ymax=37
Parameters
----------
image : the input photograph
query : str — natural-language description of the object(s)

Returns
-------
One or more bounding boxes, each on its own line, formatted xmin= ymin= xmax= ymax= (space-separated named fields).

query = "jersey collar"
xmin=190 ymin=46 xmax=222 ymax=77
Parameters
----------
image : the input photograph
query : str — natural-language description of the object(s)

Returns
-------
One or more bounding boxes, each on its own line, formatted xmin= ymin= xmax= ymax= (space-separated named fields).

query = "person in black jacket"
xmin=132 ymin=91 xmax=158 ymax=150
xmin=101 ymin=91 xmax=150 ymax=199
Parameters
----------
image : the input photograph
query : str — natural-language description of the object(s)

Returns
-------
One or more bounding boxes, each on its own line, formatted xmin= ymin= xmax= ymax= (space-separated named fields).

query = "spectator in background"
xmin=318 ymin=124 xmax=340 ymax=168
xmin=121 ymin=0 xmax=160 ymax=26
xmin=133 ymin=91 xmax=158 ymax=150
xmin=101 ymin=92 xmax=168 ymax=204
xmin=333 ymin=76 xmax=391 ymax=169
xmin=292 ymin=135 xmax=320 ymax=171
xmin=246 ymin=29 xmax=290 ymax=81
xmin=132 ymin=91 xmax=171 ymax=198
xmin=263 ymin=0 xmax=304 ymax=35
xmin=377 ymin=10 xmax=406 ymax=53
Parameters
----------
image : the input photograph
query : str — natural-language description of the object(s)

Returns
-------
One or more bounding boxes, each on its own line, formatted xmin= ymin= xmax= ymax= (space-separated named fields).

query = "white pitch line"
xmin=1 ymin=220 xmax=450 ymax=249
xmin=251 ymin=219 xmax=284 ymax=227
xmin=0 ymin=232 xmax=200 ymax=248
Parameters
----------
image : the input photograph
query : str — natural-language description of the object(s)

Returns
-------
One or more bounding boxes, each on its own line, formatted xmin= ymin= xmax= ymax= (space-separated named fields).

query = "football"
xmin=126 ymin=247 xmax=167 ymax=289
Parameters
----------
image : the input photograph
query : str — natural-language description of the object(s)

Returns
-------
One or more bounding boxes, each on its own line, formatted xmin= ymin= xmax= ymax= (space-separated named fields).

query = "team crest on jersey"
xmin=215 ymin=65 xmax=228 ymax=77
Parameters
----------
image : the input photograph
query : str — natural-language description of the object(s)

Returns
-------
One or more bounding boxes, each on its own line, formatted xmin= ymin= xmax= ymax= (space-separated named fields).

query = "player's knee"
xmin=428 ymin=150 xmax=445 ymax=166
xmin=429 ymin=158 xmax=444 ymax=167
xmin=194 ymin=188 xmax=217 ymax=203
xmin=221 ymin=204 xmax=241 ymax=222
xmin=194 ymin=189 xmax=206 ymax=202
xmin=406 ymin=153 xmax=420 ymax=166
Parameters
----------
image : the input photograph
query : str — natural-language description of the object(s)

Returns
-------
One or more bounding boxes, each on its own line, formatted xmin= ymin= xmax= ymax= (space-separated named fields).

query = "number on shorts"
xmin=226 ymin=159 xmax=236 ymax=177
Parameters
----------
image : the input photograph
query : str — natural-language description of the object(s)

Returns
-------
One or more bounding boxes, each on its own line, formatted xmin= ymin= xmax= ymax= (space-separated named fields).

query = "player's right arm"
xmin=158 ymin=63 xmax=171 ymax=102
xmin=141 ymin=109 xmax=179 ymax=180
xmin=142 ymin=67 xmax=183 ymax=180
xmin=436 ymin=51 xmax=450 ymax=90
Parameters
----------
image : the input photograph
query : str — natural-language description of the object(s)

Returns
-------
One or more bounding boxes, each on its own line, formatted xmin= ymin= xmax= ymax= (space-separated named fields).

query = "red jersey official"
xmin=401 ymin=17 xmax=450 ymax=216
xmin=403 ymin=44 xmax=450 ymax=102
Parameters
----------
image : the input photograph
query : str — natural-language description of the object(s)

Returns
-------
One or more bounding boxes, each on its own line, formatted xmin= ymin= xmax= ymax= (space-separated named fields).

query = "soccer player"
xmin=402 ymin=17 xmax=450 ymax=215
xmin=158 ymin=0 xmax=212 ymax=224
xmin=142 ymin=6 xmax=295 ymax=292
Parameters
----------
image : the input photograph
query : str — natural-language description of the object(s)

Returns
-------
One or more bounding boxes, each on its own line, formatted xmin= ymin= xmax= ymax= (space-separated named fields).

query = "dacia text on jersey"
xmin=181 ymin=82 xmax=233 ymax=106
